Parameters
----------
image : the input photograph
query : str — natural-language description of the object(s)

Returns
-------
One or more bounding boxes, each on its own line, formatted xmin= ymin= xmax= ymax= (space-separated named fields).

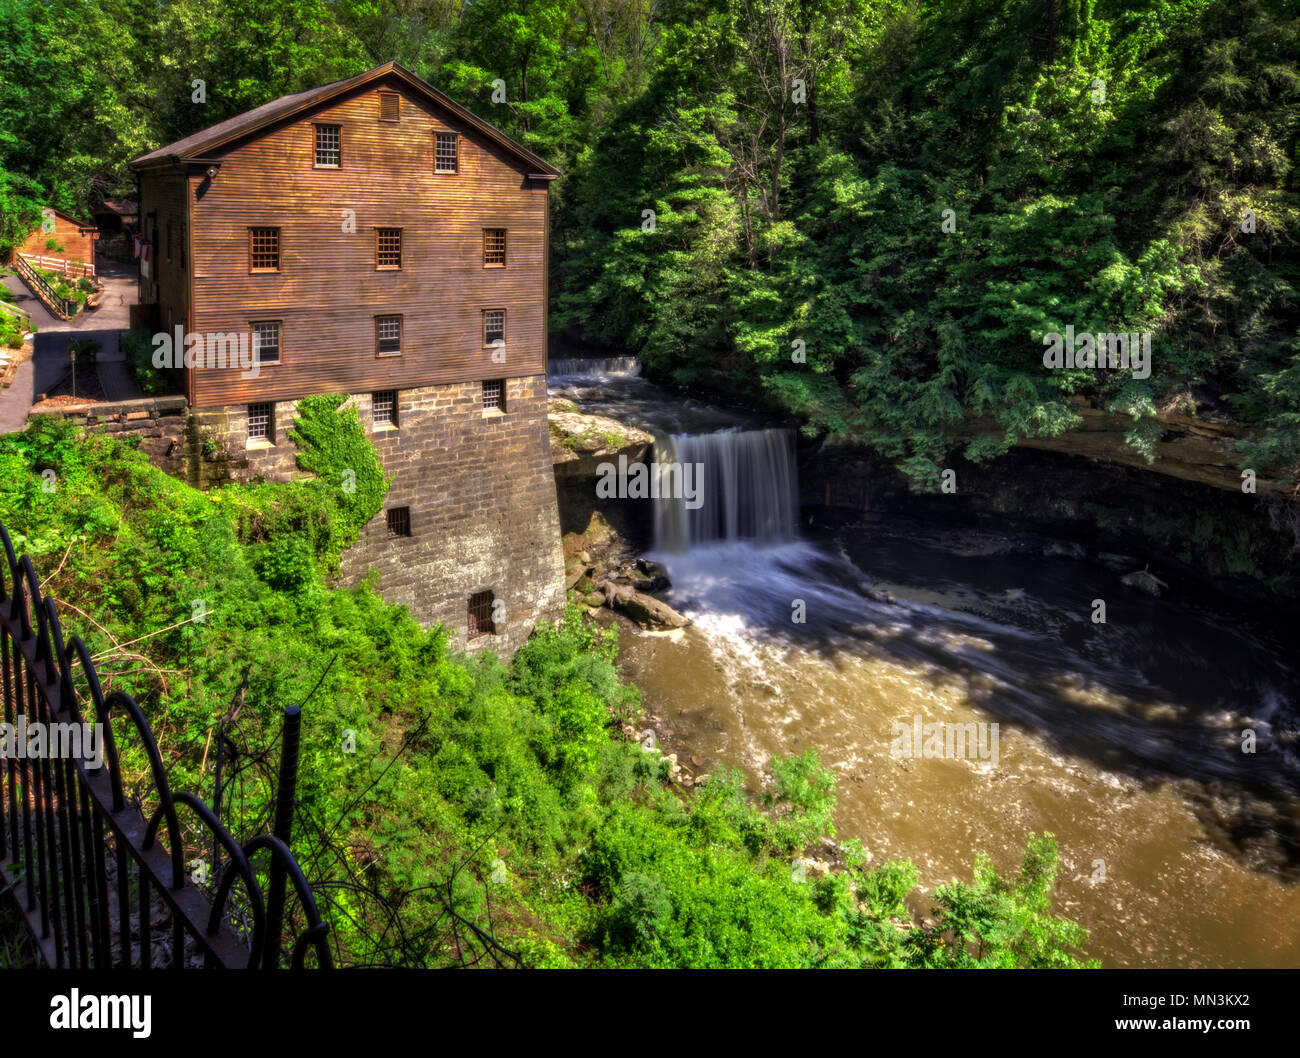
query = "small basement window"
xmin=376 ymin=315 xmax=402 ymax=356
xmin=372 ymin=390 xmax=397 ymax=426
xmin=468 ymin=590 xmax=496 ymax=638
xmin=482 ymin=378 xmax=504 ymax=413
xmin=247 ymin=402 xmax=273 ymax=442
xmin=378 ymin=91 xmax=400 ymax=122
xmin=315 ymin=124 xmax=341 ymax=167
xmin=376 ymin=228 xmax=402 ymax=269
xmin=386 ymin=507 xmax=411 ymax=537
xmin=435 ymin=131 xmax=458 ymax=173
xmin=483 ymin=228 xmax=506 ymax=267
xmin=252 ymin=321 xmax=281 ymax=364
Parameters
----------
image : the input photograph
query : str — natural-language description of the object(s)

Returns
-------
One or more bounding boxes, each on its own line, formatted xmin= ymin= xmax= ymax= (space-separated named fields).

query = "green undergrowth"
xmin=0 ymin=410 xmax=1095 ymax=967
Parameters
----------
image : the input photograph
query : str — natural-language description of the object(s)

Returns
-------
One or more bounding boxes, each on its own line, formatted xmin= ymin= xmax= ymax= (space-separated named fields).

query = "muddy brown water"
xmin=552 ymin=366 xmax=1300 ymax=968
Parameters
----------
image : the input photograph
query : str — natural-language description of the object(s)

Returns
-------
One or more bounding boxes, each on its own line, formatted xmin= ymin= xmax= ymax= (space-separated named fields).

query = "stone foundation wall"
xmin=187 ymin=376 xmax=564 ymax=654
xmin=186 ymin=401 xmax=305 ymax=489
xmin=34 ymin=396 xmax=188 ymax=479
xmin=60 ymin=378 xmax=566 ymax=655
xmin=338 ymin=375 xmax=565 ymax=654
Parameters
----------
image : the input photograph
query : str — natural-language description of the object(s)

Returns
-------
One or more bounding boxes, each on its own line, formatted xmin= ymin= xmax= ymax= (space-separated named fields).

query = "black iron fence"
xmin=0 ymin=523 xmax=332 ymax=968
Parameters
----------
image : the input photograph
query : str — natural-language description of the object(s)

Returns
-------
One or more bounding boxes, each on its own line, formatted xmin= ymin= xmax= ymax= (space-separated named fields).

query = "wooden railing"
xmin=10 ymin=255 xmax=77 ymax=320
xmin=18 ymin=253 xmax=95 ymax=278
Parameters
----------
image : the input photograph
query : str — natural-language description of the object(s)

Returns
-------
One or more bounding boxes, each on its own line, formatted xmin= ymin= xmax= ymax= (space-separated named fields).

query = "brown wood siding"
xmin=11 ymin=213 xmax=96 ymax=267
xmin=138 ymin=174 xmax=190 ymax=337
xmin=178 ymin=82 xmax=548 ymax=408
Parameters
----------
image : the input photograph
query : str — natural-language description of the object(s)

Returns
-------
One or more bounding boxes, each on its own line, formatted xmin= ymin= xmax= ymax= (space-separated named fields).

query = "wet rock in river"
xmin=564 ymin=556 xmax=592 ymax=590
xmin=1121 ymin=567 xmax=1167 ymax=597
xmin=620 ymin=589 xmax=690 ymax=629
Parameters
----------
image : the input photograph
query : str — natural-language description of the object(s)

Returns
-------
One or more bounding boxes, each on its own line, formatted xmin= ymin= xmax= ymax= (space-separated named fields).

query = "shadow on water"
xmin=555 ymin=370 xmax=1300 ymax=882
xmin=649 ymin=527 xmax=1300 ymax=880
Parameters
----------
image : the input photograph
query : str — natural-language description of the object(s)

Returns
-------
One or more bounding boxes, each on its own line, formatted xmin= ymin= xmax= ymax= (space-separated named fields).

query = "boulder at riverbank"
xmin=549 ymin=397 xmax=653 ymax=484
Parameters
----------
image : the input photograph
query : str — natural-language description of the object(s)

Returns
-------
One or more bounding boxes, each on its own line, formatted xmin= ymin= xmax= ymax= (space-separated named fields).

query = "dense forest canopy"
xmin=3 ymin=0 xmax=1297 ymax=970
xmin=1 ymin=0 xmax=1297 ymax=483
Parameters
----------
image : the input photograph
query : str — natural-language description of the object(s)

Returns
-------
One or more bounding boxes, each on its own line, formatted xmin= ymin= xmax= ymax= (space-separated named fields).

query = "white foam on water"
xmin=547 ymin=356 xmax=642 ymax=379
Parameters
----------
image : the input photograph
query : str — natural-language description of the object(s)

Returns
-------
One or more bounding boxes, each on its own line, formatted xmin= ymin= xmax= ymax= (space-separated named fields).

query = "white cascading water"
xmin=652 ymin=428 xmax=799 ymax=553
xmin=547 ymin=356 xmax=642 ymax=378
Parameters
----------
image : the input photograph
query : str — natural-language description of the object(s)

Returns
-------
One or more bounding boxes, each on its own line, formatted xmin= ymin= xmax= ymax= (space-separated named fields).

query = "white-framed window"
xmin=376 ymin=315 xmax=402 ymax=356
xmin=435 ymin=132 xmax=458 ymax=173
xmin=315 ymin=124 xmax=341 ymax=167
xmin=252 ymin=321 xmax=280 ymax=364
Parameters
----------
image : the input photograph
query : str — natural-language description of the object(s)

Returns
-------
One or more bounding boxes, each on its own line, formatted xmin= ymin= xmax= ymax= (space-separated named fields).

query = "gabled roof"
xmin=40 ymin=206 xmax=96 ymax=231
xmin=129 ymin=61 xmax=559 ymax=179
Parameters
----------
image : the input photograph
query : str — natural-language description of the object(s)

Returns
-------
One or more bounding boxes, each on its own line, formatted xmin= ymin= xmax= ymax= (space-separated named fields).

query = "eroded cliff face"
xmin=977 ymin=400 xmax=1291 ymax=496
xmin=800 ymin=430 xmax=1300 ymax=605
xmin=546 ymin=378 xmax=1300 ymax=604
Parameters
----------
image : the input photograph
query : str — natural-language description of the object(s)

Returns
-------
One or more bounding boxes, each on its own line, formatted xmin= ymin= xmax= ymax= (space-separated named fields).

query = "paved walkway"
xmin=0 ymin=256 xmax=142 ymax=432
xmin=99 ymin=359 xmax=143 ymax=401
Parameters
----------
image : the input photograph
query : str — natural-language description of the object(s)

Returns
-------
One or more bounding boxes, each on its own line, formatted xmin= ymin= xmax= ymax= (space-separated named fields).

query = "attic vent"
xmin=378 ymin=91 xmax=400 ymax=122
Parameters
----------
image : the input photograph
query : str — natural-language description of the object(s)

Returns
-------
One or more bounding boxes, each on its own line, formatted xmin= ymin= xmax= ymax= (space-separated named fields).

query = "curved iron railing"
xmin=0 ymin=522 xmax=331 ymax=969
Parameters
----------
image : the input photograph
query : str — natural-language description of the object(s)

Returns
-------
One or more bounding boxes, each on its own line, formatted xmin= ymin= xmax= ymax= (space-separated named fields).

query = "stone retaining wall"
xmin=34 ymin=395 xmax=188 ymax=479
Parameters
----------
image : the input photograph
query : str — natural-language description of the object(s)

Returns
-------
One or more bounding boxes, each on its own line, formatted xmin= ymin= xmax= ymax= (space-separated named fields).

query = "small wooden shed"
xmin=11 ymin=207 xmax=98 ymax=275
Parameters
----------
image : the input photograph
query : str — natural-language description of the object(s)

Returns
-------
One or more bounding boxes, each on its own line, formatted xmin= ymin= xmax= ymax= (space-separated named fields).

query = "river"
xmin=549 ymin=363 xmax=1300 ymax=968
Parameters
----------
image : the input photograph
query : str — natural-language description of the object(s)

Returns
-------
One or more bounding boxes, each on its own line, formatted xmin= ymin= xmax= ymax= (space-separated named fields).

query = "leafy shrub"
xmin=606 ymin=872 xmax=672 ymax=949
xmin=119 ymin=328 xmax=169 ymax=396
xmin=287 ymin=394 xmax=391 ymax=558
xmin=909 ymin=833 xmax=1098 ymax=969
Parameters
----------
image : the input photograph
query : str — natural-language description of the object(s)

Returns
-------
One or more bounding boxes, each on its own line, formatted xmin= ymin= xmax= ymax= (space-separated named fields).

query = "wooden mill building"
xmin=130 ymin=61 xmax=566 ymax=652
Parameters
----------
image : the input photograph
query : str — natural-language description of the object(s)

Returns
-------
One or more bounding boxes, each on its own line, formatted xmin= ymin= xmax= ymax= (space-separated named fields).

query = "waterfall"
xmin=652 ymin=429 xmax=799 ymax=552
xmin=548 ymin=356 xmax=642 ymax=378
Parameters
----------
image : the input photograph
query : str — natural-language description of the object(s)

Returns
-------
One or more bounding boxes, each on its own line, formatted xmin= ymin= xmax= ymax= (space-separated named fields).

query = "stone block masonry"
xmin=193 ymin=375 xmax=564 ymax=655
xmin=339 ymin=375 xmax=566 ymax=654
xmin=186 ymin=401 xmax=306 ymax=489
xmin=30 ymin=396 xmax=189 ymax=479
xmin=50 ymin=376 xmax=566 ymax=655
